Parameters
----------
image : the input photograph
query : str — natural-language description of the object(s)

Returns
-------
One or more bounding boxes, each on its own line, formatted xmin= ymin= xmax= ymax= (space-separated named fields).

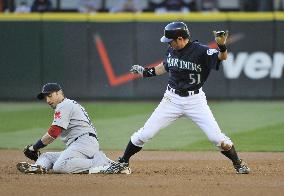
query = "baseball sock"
xmin=121 ymin=140 xmax=142 ymax=163
xmin=221 ymin=145 xmax=241 ymax=165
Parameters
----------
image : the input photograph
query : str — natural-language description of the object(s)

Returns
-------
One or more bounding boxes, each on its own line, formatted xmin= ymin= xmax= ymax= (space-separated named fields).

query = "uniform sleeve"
xmin=163 ymin=48 xmax=171 ymax=72
xmin=163 ymin=61 xmax=169 ymax=72
xmin=51 ymin=104 xmax=72 ymax=129
xmin=203 ymin=47 xmax=221 ymax=70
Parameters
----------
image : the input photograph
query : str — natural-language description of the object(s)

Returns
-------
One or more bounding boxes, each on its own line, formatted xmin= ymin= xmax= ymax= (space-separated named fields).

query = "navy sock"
xmin=221 ymin=145 xmax=241 ymax=165
xmin=121 ymin=140 xmax=142 ymax=163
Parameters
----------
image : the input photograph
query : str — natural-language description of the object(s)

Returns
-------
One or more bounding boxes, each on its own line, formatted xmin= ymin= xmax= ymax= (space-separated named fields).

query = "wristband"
xmin=143 ymin=67 xmax=156 ymax=77
xmin=217 ymin=44 xmax=227 ymax=52
xmin=33 ymin=139 xmax=46 ymax=151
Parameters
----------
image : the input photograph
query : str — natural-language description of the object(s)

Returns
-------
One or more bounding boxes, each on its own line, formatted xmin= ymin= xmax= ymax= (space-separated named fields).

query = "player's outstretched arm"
xmin=130 ymin=62 xmax=166 ymax=77
xmin=213 ymin=30 xmax=228 ymax=60
xmin=154 ymin=62 xmax=167 ymax=75
xmin=23 ymin=125 xmax=62 ymax=161
xmin=27 ymin=125 xmax=62 ymax=152
xmin=41 ymin=132 xmax=56 ymax=145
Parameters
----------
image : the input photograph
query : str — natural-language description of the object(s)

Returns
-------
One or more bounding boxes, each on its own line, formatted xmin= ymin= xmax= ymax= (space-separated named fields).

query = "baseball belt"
xmin=74 ymin=132 xmax=98 ymax=142
xmin=167 ymin=85 xmax=199 ymax=97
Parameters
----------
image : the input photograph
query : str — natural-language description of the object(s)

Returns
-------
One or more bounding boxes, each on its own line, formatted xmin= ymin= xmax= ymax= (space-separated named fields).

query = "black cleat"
xmin=233 ymin=159 xmax=250 ymax=174
xmin=103 ymin=157 xmax=131 ymax=174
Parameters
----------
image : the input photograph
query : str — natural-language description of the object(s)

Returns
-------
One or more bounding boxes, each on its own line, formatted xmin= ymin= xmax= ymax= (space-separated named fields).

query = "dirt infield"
xmin=1 ymin=150 xmax=284 ymax=196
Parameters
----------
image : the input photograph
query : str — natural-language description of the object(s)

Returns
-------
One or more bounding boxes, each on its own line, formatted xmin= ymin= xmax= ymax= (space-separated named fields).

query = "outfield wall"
xmin=0 ymin=13 xmax=283 ymax=100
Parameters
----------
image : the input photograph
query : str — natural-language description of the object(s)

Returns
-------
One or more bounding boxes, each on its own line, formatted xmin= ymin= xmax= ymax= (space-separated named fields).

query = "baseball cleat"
xmin=16 ymin=162 xmax=46 ymax=174
xmin=88 ymin=165 xmax=109 ymax=174
xmin=103 ymin=160 xmax=131 ymax=174
xmin=89 ymin=164 xmax=131 ymax=174
xmin=120 ymin=166 xmax=131 ymax=175
xmin=234 ymin=159 xmax=250 ymax=174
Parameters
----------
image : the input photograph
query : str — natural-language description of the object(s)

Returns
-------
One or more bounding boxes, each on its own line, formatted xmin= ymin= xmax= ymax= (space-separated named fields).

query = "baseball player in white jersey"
xmin=17 ymin=83 xmax=130 ymax=174
xmin=105 ymin=22 xmax=250 ymax=174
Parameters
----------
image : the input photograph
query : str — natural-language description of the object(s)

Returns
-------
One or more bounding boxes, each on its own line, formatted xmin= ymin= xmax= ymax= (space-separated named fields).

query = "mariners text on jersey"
xmin=167 ymin=56 xmax=202 ymax=72
xmin=163 ymin=41 xmax=220 ymax=91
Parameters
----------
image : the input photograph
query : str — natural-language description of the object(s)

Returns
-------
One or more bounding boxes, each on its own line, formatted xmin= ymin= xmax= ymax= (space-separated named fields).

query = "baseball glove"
xmin=213 ymin=30 xmax=229 ymax=45
xmin=23 ymin=144 xmax=40 ymax=161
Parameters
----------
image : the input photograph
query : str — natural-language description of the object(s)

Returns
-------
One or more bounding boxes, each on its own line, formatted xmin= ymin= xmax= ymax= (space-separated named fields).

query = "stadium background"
xmin=0 ymin=12 xmax=284 ymax=100
xmin=0 ymin=9 xmax=284 ymax=196
xmin=0 ymin=11 xmax=283 ymax=150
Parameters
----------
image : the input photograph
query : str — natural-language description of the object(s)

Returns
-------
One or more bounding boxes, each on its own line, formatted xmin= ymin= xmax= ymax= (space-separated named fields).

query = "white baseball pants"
xmin=131 ymin=89 xmax=233 ymax=150
xmin=36 ymin=134 xmax=111 ymax=173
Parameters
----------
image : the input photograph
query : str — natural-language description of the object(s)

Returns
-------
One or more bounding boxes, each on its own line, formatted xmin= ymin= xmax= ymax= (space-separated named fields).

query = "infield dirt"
xmin=1 ymin=150 xmax=284 ymax=196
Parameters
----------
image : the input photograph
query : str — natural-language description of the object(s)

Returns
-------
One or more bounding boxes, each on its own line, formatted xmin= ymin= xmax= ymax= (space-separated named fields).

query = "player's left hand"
xmin=23 ymin=144 xmax=41 ymax=161
xmin=213 ymin=30 xmax=229 ymax=45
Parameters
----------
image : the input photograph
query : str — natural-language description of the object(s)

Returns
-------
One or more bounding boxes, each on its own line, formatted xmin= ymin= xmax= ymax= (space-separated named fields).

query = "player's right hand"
xmin=130 ymin=65 xmax=144 ymax=75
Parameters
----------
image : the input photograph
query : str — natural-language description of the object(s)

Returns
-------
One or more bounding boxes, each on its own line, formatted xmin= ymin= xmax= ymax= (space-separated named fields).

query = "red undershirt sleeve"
xmin=48 ymin=125 xmax=63 ymax=139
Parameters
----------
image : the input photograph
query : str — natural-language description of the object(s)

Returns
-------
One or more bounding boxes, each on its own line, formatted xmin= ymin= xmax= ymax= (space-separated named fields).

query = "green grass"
xmin=182 ymin=123 xmax=284 ymax=152
xmin=0 ymin=101 xmax=283 ymax=151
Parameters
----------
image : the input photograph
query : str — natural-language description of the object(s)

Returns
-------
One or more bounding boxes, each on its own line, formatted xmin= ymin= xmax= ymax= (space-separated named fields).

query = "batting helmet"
xmin=160 ymin=22 xmax=190 ymax=43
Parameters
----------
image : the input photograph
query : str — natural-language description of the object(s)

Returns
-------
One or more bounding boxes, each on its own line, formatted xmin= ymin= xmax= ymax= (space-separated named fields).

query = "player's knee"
xmin=53 ymin=160 xmax=69 ymax=173
xmin=52 ymin=164 xmax=64 ymax=173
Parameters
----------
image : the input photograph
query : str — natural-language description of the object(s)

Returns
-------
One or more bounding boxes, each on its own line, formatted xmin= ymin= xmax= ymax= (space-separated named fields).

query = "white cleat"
xmin=89 ymin=165 xmax=109 ymax=174
xmin=16 ymin=162 xmax=46 ymax=174
xmin=89 ymin=164 xmax=131 ymax=174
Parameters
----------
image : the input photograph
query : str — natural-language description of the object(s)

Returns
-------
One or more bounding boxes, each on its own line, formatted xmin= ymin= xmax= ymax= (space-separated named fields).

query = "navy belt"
xmin=74 ymin=132 xmax=98 ymax=142
xmin=167 ymin=85 xmax=199 ymax=97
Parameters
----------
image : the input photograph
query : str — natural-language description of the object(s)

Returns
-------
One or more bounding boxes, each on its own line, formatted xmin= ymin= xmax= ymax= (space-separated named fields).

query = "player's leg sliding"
xmin=220 ymin=144 xmax=250 ymax=174
xmin=16 ymin=162 xmax=47 ymax=174
xmin=103 ymin=140 xmax=141 ymax=174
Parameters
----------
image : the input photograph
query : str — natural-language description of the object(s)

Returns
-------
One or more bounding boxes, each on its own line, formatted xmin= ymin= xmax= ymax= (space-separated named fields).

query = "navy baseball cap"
xmin=37 ymin=83 xmax=62 ymax=100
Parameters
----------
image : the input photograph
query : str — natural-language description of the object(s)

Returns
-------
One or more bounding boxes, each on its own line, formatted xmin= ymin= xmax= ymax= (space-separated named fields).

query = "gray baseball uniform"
xmin=35 ymin=98 xmax=111 ymax=173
